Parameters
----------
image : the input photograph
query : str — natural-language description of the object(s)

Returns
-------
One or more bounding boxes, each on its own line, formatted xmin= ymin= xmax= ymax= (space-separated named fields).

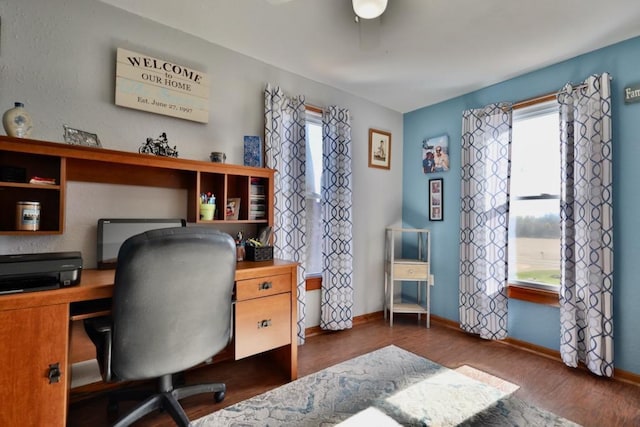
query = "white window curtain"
xmin=320 ymin=106 xmax=354 ymax=331
xmin=264 ymin=84 xmax=307 ymax=344
xmin=557 ymin=73 xmax=614 ymax=377
xmin=459 ymin=103 xmax=512 ymax=340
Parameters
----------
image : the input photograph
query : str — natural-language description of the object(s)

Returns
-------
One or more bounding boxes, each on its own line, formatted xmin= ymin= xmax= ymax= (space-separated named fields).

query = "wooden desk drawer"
xmin=393 ymin=262 xmax=429 ymax=280
xmin=235 ymin=273 xmax=291 ymax=301
xmin=235 ymin=293 xmax=291 ymax=359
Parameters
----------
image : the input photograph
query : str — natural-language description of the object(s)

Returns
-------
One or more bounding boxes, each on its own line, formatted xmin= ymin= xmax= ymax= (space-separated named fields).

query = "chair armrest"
xmin=88 ymin=316 xmax=112 ymax=333
xmin=83 ymin=316 xmax=114 ymax=382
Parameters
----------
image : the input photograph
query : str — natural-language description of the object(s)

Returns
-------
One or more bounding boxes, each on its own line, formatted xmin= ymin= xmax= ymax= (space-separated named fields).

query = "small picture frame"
xmin=368 ymin=128 xmax=391 ymax=170
xmin=63 ymin=125 xmax=101 ymax=148
xmin=428 ymin=178 xmax=443 ymax=221
xmin=226 ymin=197 xmax=241 ymax=220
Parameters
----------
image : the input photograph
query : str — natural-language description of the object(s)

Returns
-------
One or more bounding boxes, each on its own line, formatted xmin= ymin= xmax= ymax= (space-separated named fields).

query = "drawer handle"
xmin=259 ymin=281 xmax=273 ymax=291
xmin=257 ymin=319 xmax=272 ymax=329
xmin=48 ymin=363 xmax=62 ymax=384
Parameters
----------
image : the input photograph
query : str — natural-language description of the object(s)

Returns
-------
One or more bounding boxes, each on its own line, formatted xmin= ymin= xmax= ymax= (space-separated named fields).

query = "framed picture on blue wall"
xmin=422 ymin=134 xmax=449 ymax=174
xmin=429 ymin=178 xmax=443 ymax=221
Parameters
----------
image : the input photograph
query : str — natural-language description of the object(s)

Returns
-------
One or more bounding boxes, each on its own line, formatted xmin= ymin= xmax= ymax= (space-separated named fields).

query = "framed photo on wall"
xmin=368 ymin=128 xmax=391 ymax=170
xmin=428 ymin=178 xmax=443 ymax=221
xmin=422 ymin=134 xmax=449 ymax=174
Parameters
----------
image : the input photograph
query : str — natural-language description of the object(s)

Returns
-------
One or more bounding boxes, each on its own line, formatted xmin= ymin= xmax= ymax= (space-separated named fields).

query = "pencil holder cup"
xmin=200 ymin=203 xmax=215 ymax=221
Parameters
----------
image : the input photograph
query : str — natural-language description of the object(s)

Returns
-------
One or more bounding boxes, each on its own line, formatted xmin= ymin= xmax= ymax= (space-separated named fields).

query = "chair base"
xmin=111 ymin=375 xmax=226 ymax=427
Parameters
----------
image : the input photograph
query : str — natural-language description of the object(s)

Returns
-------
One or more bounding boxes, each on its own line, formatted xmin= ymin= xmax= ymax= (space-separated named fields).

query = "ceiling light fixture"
xmin=352 ymin=0 xmax=388 ymax=19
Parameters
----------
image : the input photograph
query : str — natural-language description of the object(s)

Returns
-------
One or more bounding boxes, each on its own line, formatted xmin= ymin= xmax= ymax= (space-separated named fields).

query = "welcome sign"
xmin=115 ymin=48 xmax=210 ymax=123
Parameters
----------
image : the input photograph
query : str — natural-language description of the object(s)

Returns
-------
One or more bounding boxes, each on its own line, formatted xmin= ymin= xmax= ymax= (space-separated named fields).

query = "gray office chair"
xmin=84 ymin=226 xmax=236 ymax=427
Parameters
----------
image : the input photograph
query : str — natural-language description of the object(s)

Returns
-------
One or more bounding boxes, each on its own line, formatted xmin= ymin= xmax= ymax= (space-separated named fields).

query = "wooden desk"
xmin=0 ymin=259 xmax=297 ymax=426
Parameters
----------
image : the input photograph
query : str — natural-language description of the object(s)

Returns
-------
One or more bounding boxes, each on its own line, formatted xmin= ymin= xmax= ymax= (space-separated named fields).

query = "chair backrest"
xmin=110 ymin=226 xmax=236 ymax=380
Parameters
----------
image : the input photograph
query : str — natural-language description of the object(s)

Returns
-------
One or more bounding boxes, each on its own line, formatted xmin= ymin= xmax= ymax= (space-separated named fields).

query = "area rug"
xmin=193 ymin=345 xmax=580 ymax=426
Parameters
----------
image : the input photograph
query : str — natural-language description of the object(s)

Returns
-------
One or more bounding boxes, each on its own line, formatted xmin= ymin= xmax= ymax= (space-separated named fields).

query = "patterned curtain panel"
xmin=558 ymin=73 xmax=614 ymax=377
xmin=320 ymin=106 xmax=354 ymax=330
xmin=264 ymin=84 xmax=308 ymax=344
xmin=459 ymin=103 xmax=512 ymax=340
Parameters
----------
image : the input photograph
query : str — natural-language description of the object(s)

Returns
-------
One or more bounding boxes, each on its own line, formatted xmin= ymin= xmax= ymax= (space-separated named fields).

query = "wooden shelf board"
xmin=0 ymin=182 xmax=61 ymax=190
xmin=390 ymin=303 xmax=428 ymax=314
xmin=393 ymin=259 xmax=428 ymax=265
xmin=0 ymin=230 xmax=63 ymax=236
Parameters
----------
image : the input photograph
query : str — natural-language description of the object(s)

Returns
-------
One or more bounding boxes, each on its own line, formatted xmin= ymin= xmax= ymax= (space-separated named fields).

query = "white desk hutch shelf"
xmin=384 ymin=227 xmax=432 ymax=327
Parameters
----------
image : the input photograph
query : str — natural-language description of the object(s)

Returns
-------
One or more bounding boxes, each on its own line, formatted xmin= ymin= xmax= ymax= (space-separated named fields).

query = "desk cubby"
xmin=0 ymin=149 xmax=65 ymax=234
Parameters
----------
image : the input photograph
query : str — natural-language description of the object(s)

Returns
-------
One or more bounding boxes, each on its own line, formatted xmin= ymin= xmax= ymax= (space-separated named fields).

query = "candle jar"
xmin=210 ymin=152 xmax=226 ymax=163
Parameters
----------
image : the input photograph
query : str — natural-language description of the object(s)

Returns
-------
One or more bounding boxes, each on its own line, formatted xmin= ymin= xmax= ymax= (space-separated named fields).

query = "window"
xmin=508 ymin=98 xmax=561 ymax=292
xmin=305 ymin=108 xmax=323 ymax=278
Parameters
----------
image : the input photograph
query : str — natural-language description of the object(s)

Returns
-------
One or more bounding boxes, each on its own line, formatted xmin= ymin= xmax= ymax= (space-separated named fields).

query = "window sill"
xmin=305 ymin=275 xmax=322 ymax=291
xmin=507 ymin=283 xmax=559 ymax=307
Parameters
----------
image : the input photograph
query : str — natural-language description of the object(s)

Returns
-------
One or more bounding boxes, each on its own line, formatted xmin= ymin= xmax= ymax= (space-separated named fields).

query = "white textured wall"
xmin=0 ymin=0 xmax=403 ymax=327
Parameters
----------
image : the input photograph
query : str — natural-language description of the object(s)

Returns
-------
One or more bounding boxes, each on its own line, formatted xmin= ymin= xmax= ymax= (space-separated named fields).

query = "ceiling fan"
xmin=351 ymin=0 xmax=388 ymax=20
xmin=267 ymin=0 xmax=389 ymax=48
xmin=268 ymin=0 xmax=388 ymax=19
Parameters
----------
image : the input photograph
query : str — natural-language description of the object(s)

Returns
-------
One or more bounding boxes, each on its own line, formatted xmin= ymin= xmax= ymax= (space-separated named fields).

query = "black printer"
xmin=0 ymin=251 xmax=82 ymax=295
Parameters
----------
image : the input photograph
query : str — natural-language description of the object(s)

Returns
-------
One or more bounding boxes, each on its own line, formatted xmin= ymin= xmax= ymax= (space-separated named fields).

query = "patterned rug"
xmin=193 ymin=345 xmax=580 ymax=426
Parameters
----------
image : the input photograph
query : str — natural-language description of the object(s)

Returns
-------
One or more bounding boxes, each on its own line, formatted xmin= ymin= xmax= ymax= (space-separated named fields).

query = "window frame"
xmin=304 ymin=105 xmax=324 ymax=291
xmin=507 ymin=93 xmax=561 ymax=306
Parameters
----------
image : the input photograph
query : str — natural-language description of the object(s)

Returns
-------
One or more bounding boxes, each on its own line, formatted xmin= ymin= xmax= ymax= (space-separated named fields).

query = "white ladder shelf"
xmin=384 ymin=227 xmax=432 ymax=327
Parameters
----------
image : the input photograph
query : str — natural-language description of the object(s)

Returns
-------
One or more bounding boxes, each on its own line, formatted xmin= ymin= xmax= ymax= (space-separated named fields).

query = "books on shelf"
xmin=250 ymin=200 xmax=265 ymax=218
xmin=249 ymin=178 xmax=266 ymax=220
xmin=250 ymin=185 xmax=264 ymax=195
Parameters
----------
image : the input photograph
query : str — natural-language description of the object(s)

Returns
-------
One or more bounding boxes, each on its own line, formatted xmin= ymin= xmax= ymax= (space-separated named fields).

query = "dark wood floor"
xmin=67 ymin=315 xmax=640 ymax=427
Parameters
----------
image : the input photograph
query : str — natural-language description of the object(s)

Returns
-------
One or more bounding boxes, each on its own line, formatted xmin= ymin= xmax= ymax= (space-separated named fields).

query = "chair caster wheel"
xmin=214 ymin=390 xmax=225 ymax=403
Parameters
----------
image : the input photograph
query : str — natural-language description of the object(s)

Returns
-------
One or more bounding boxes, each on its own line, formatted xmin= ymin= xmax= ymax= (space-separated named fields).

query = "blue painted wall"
xmin=403 ymin=36 xmax=640 ymax=375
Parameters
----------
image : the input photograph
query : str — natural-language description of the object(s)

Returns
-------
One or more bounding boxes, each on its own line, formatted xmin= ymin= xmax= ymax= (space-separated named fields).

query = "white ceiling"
xmin=100 ymin=0 xmax=640 ymax=113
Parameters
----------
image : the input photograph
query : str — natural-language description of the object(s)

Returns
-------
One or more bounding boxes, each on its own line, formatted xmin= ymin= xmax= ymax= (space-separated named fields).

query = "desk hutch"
xmin=0 ymin=136 xmax=298 ymax=426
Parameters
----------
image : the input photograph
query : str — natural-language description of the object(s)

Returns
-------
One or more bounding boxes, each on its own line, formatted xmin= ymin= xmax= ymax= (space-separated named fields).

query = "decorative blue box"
xmin=244 ymin=135 xmax=263 ymax=167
